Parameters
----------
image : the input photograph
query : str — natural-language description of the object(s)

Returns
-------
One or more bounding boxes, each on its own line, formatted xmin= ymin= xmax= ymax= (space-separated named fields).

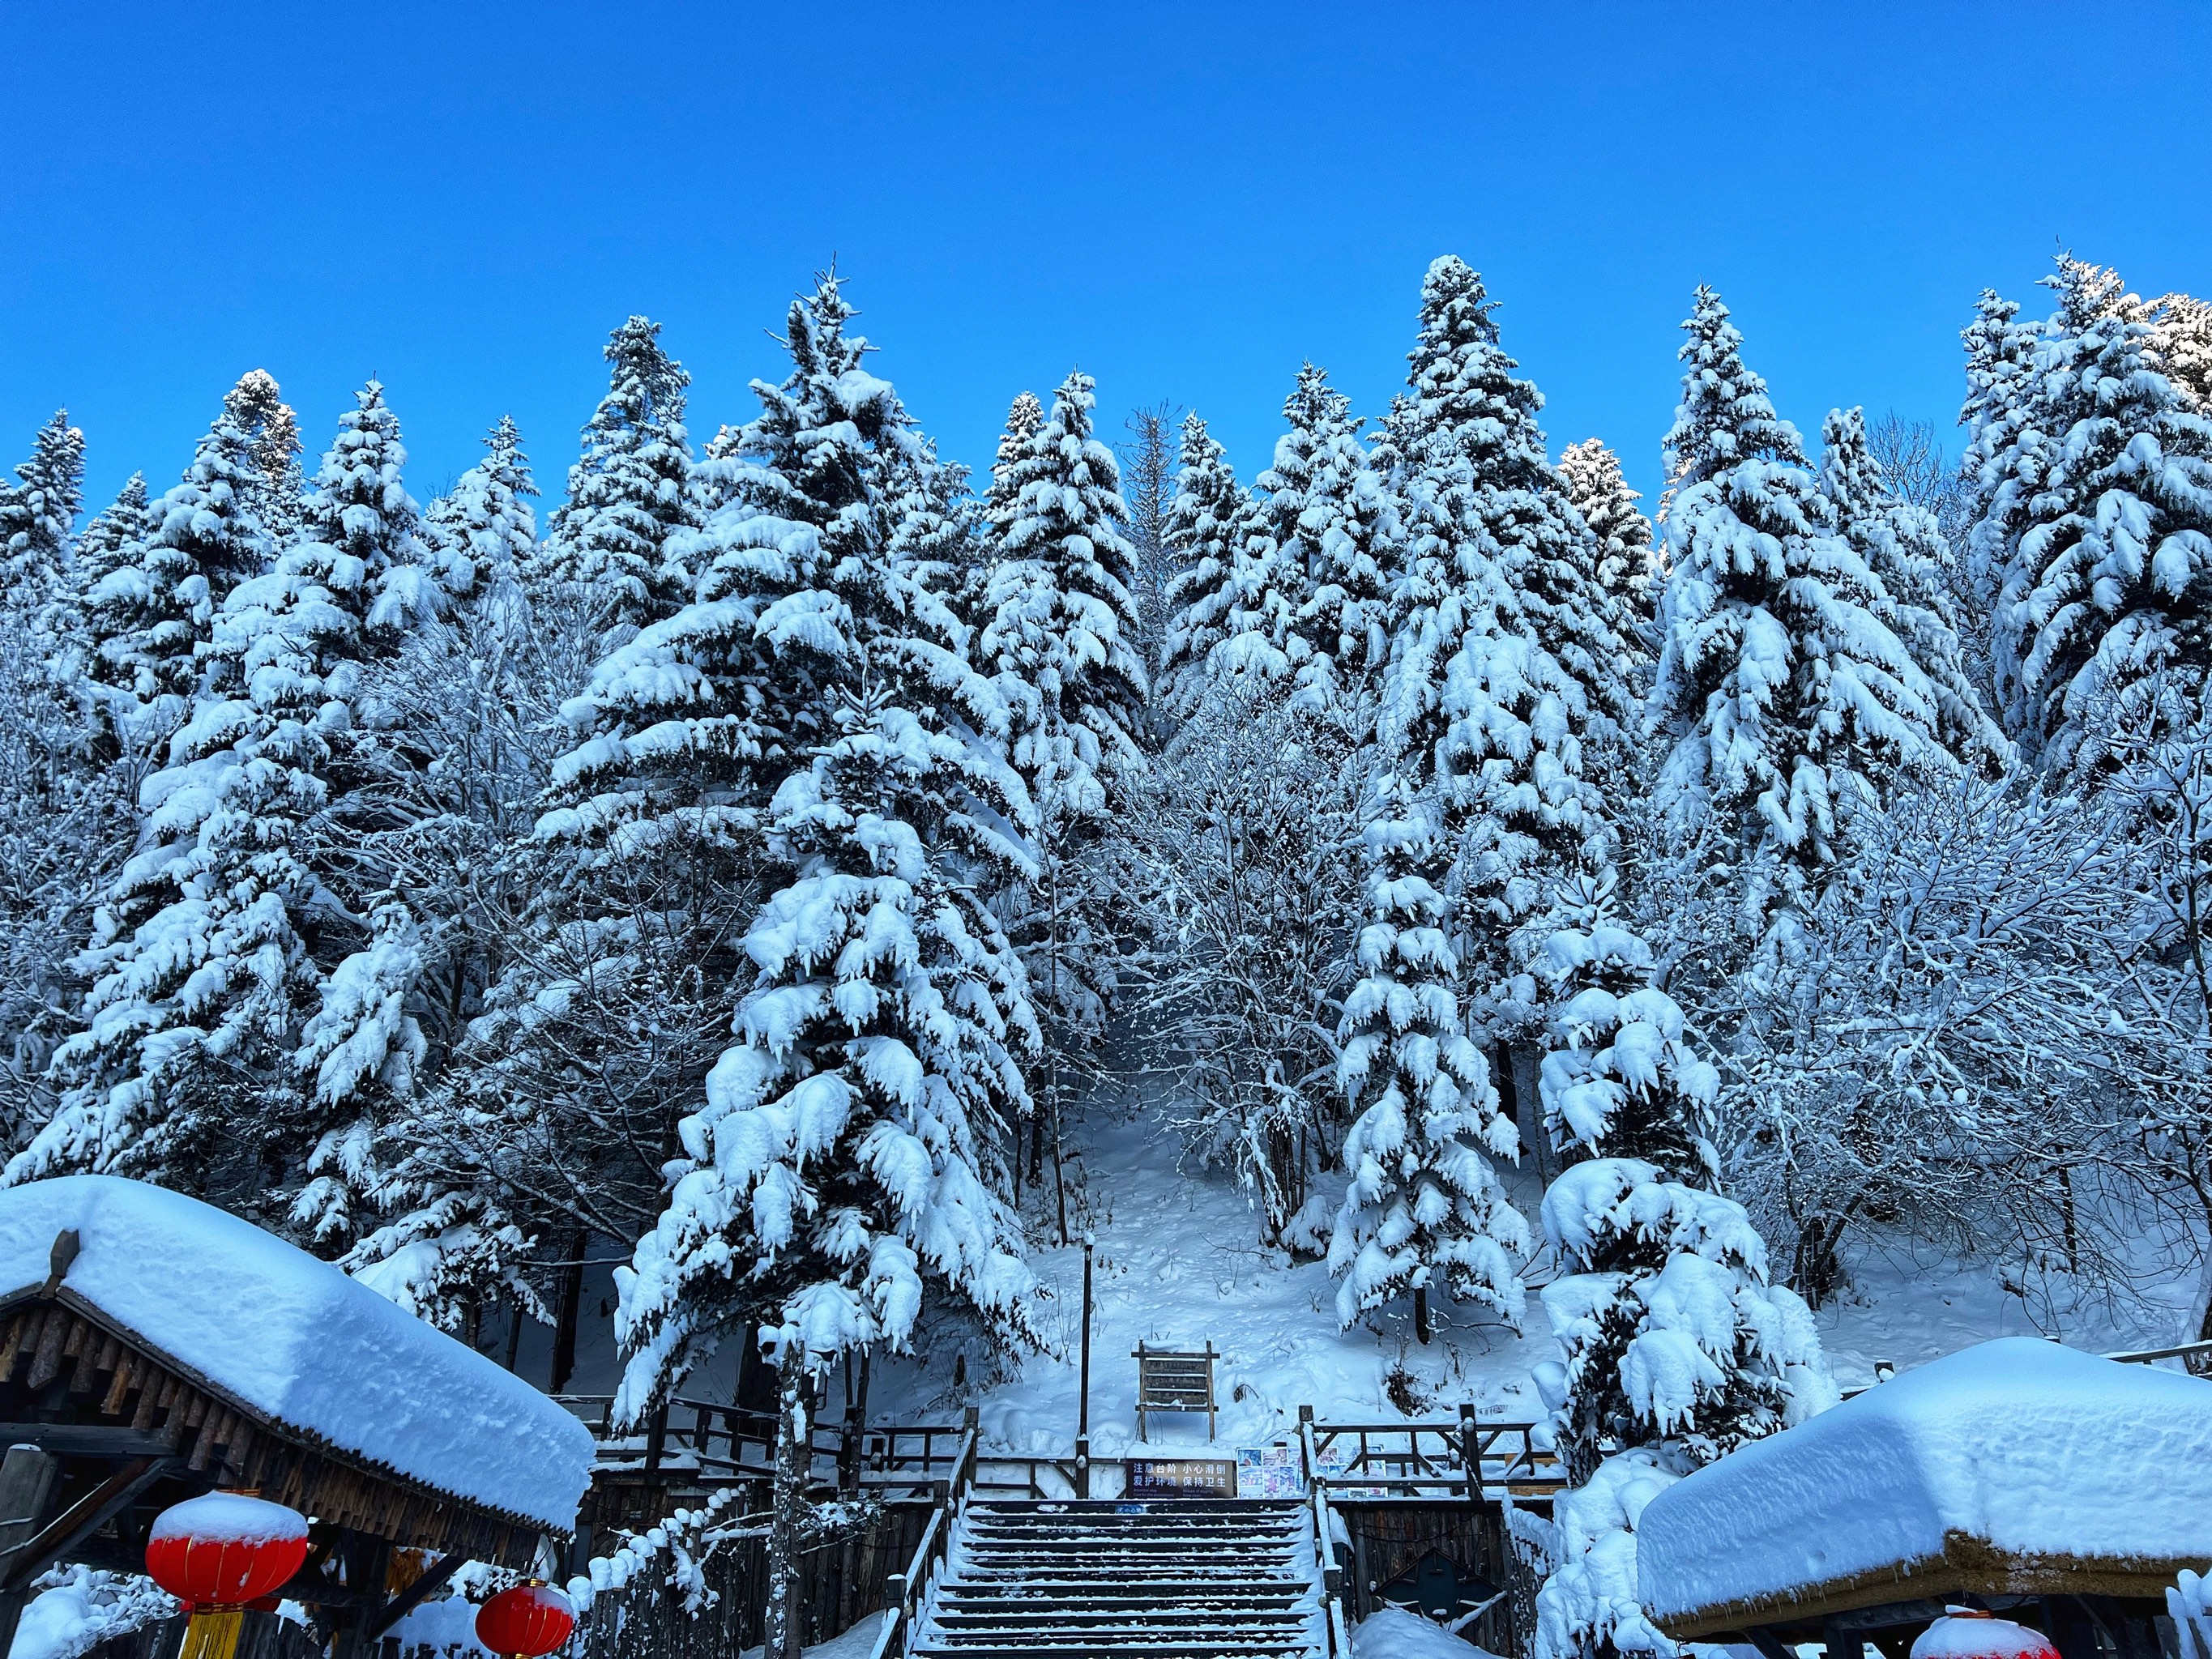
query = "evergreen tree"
xmin=1327 ymin=774 xmax=1527 ymax=1343
xmin=1817 ymin=406 xmax=2007 ymax=766
xmin=1117 ymin=401 xmax=1185 ymax=720
xmin=301 ymin=381 xmax=442 ymax=636
xmin=538 ymin=316 xmax=701 ymax=626
xmin=426 ymin=415 xmax=538 ymax=596
xmin=2151 ymin=291 xmax=2212 ymax=410
xmin=1286 ymin=379 xmax=1403 ymax=725
xmin=1981 ymin=259 xmax=2212 ymax=770
xmin=1531 ymin=885 xmax=1834 ymax=1659
xmin=11 ymin=387 xmax=436 ymax=1235
xmin=601 ymin=272 xmax=1045 ymax=1419
xmin=70 ymin=475 xmax=156 ymax=741
xmin=96 ymin=375 xmax=280 ymax=727
xmin=1157 ymin=413 xmax=1247 ymax=715
xmin=1377 ymin=256 xmax=1629 ymax=1015
xmin=1558 ymin=438 xmax=1655 ymax=652
xmin=0 ymin=412 xmax=85 ymax=597
xmin=239 ymin=374 xmax=307 ymax=548
xmin=981 ymin=369 xmax=1150 ymax=1046
xmin=1648 ymin=288 xmax=1946 ymax=907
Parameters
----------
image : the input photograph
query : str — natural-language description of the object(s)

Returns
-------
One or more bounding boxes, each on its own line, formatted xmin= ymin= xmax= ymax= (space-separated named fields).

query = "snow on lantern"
xmin=476 ymin=1580 xmax=577 ymax=1659
xmin=1910 ymin=1609 xmax=2061 ymax=1659
xmin=145 ymin=1491 xmax=311 ymax=1659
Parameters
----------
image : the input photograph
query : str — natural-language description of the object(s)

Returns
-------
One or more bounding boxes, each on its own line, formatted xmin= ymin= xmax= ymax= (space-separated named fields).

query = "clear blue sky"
xmin=5 ymin=2 xmax=2209 ymax=518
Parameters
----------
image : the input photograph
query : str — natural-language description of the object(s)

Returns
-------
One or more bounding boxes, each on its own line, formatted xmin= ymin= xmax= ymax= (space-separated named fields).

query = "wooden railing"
xmin=1299 ymin=1405 xmax=1563 ymax=1502
xmin=865 ymin=1421 xmax=979 ymax=1659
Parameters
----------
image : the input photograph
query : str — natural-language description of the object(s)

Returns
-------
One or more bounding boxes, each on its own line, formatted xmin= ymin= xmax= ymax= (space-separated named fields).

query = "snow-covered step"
xmin=912 ymin=1499 xmax=1324 ymax=1659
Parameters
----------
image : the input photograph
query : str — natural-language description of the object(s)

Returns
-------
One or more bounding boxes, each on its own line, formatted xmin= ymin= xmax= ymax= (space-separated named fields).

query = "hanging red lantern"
xmin=1911 ymin=1609 xmax=2061 ymax=1659
xmin=145 ymin=1491 xmax=311 ymax=1659
xmin=476 ymin=1580 xmax=577 ymax=1659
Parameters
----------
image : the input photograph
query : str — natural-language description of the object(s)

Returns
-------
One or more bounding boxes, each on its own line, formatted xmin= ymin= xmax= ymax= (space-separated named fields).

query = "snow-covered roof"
xmin=0 ymin=1175 xmax=593 ymax=1535
xmin=1638 ymin=1337 xmax=2212 ymax=1631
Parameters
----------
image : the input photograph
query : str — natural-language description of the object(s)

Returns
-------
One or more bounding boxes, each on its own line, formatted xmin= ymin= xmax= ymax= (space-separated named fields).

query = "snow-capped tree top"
xmin=1559 ymin=437 xmax=1655 ymax=621
xmin=301 ymin=381 xmax=438 ymax=635
xmin=981 ymin=368 xmax=1150 ymax=812
xmin=1 ymin=410 xmax=85 ymax=592
xmin=1664 ymin=286 xmax=1807 ymax=493
xmin=987 ymin=390 xmax=1044 ymax=518
xmin=427 ymin=415 xmax=537 ymax=596
xmin=75 ymin=472 xmax=151 ymax=590
xmin=540 ymin=313 xmax=700 ymax=624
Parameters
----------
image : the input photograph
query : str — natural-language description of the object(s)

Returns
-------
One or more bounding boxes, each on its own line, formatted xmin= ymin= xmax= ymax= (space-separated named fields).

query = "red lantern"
xmin=476 ymin=1581 xmax=577 ymax=1659
xmin=1910 ymin=1610 xmax=2061 ymax=1659
xmin=146 ymin=1492 xmax=311 ymax=1659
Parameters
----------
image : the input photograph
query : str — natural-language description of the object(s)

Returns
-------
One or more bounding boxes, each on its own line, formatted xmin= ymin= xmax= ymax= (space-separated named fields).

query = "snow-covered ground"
xmin=857 ymin=1078 xmax=2200 ymax=1456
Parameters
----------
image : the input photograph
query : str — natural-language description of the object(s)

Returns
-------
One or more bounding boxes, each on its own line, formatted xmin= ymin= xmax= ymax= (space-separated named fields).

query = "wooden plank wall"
xmin=1336 ymin=1499 xmax=1520 ymax=1655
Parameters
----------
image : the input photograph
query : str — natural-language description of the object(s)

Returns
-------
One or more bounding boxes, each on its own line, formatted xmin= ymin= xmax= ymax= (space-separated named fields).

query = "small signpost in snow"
xmin=1132 ymin=1341 xmax=1218 ymax=1441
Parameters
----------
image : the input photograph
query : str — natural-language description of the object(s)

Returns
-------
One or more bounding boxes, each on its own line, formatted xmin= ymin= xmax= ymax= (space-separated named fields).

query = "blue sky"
xmin=5 ymin=2 xmax=2209 ymax=518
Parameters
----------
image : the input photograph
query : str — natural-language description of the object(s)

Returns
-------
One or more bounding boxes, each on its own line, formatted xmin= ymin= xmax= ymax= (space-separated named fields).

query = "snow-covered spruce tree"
xmin=1983 ymin=260 xmax=2212 ymax=771
xmin=1378 ymin=256 xmax=1630 ymax=1023
xmin=608 ymin=273 xmax=1046 ymax=1422
xmin=1558 ymin=438 xmax=1656 ymax=656
xmin=1647 ymin=287 xmax=1948 ymax=922
xmin=9 ymin=385 xmax=437 ymax=1232
xmin=1327 ymin=773 xmax=1527 ymax=1342
xmin=63 ymin=474 xmax=156 ymax=747
xmin=89 ymin=375 xmax=281 ymax=732
xmin=981 ymin=369 xmax=1150 ymax=1053
xmin=1157 ymin=412 xmax=1247 ymax=715
xmin=2151 ymin=290 xmax=2212 ymax=410
xmin=1817 ymin=407 xmax=2006 ymax=767
xmin=536 ymin=315 xmax=701 ymax=627
xmin=240 ymin=376 xmax=306 ymax=550
xmin=1531 ymin=885 xmax=1835 ymax=1659
xmin=425 ymin=415 xmax=537 ymax=597
xmin=1255 ymin=364 xmax=1403 ymax=725
xmin=0 ymin=411 xmax=85 ymax=597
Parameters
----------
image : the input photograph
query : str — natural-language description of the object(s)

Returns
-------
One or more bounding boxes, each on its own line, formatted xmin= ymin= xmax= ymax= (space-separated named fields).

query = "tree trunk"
xmin=1412 ymin=1286 xmax=1433 ymax=1346
xmin=765 ymin=1354 xmax=811 ymax=1659
xmin=549 ymin=1222 xmax=588 ymax=1393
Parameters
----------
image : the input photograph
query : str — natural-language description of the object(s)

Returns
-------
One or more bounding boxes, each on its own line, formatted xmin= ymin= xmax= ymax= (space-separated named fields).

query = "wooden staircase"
xmin=911 ymin=1499 xmax=1326 ymax=1659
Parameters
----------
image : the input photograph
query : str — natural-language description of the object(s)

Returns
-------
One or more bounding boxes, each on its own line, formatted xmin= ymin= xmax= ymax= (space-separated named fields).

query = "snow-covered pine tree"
xmin=606 ymin=271 xmax=1045 ymax=1420
xmin=2151 ymin=290 xmax=2212 ymax=410
xmin=1983 ymin=260 xmax=2212 ymax=770
xmin=981 ymin=369 xmax=1150 ymax=1051
xmin=426 ymin=415 xmax=538 ymax=597
xmin=1530 ymin=883 xmax=1835 ymax=1659
xmin=1647 ymin=287 xmax=1946 ymax=913
xmin=241 ymin=376 xmax=306 ymax=549
xmin=1817 ymin=406 xmax=2006 ymax=766
xmin=1327 ymin=773 xmax=1527 ymax=1343
xmin=1378 ymin=255 xmax=1629 ymax=1019
xmin=11 ymin=385 xmax=436 ymax=1234
xmin=536 ymin=315 xmax=701 ymax=627
xmin=1558 ymin=438 xmax=1656 ymax=654
xmin=1287 ymin=382 xmax=1403 ymax=727
xmin=958 ymin=392 xmax=1047 ymax=638
xmin=92 ymin=375 xmax=281 ymax=731
xmin=0 ymin=411 xmax=85 ymax=598
xmin=1157 ymin=412 xmax=1246 ymax=715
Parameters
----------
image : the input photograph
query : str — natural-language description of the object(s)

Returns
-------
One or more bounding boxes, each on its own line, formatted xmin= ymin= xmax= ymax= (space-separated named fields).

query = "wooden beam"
xmin=0 ymin=1423 xmax=177 ymax=1459
xmin=364 ymin=1552 xmax=463 ymax=1640
xmin=0 ymin=1456 xmax=177 ymax=1594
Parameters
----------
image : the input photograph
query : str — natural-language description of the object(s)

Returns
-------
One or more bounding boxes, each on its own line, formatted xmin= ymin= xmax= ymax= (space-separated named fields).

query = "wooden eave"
xmin=1657 ymin=1528 xmax=2205 ymax=1640
xmin=0 ymin=1288 xmax=555 ymax=1567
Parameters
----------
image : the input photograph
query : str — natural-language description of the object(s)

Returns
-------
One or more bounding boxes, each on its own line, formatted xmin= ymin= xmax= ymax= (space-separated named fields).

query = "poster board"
xmin=1235 ymin=1444 xmax=1304 ymax=1499
xmin=1125 ymin=1456 xmax=1238 ymax=1498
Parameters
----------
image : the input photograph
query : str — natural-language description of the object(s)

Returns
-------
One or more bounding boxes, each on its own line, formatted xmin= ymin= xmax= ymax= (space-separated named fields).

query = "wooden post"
xmin=1133 ymin=1342 xmax=1147 ymax=1444
xmin=1457 ymin=1402 xmax=1480 ymax=1505
xmin=1204 ymin=1343 xmax=1217 ymax=1443
xmin=1077 ymin=1238 xmax=1094 ymax=1498
xmin=0 ymin=1444 xmax=60 ymax=1657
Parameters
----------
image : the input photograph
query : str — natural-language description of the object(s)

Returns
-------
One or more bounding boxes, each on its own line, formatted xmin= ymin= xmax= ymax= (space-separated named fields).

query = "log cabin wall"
xmin=1335 ymin=1499 xmax=1522 ymax=1655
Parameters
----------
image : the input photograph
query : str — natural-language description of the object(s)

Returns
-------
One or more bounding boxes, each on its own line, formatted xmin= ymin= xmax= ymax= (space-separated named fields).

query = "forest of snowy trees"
xmin=1 ymin=252 xmax=2210 ymax=1648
